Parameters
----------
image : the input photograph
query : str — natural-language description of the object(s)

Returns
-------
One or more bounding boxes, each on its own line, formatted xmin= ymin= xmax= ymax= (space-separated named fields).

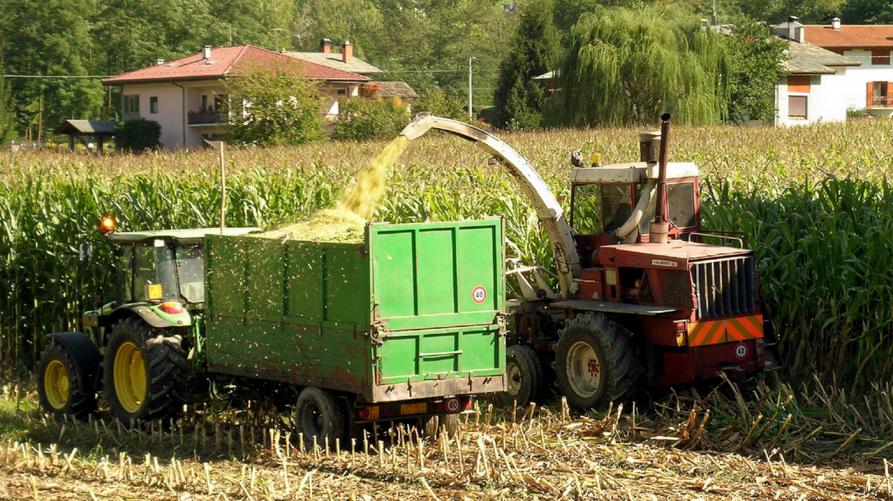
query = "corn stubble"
xmin=0 ymin=381 xmax=891 ymax=500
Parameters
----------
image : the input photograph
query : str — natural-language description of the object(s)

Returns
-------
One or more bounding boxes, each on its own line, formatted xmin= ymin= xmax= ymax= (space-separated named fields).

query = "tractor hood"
xmin=596 ymin=240 xmax=751 ymax=270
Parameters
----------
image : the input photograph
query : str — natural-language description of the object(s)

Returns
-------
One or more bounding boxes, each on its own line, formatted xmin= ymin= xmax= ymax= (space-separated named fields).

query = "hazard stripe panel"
xmin=687 ymin=315 xmax=763 ymax=346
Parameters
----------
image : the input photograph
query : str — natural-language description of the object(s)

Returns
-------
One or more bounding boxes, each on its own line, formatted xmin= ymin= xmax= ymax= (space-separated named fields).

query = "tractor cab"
xmin=82 ymin=226 xmax=258 ymax=335
xmin=107 ymin=228 xmax=258 ymax=307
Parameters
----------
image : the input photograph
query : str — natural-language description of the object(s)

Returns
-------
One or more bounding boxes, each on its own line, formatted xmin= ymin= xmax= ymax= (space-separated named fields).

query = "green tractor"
xmin=36 ymin=223 xmax=258 ymax=424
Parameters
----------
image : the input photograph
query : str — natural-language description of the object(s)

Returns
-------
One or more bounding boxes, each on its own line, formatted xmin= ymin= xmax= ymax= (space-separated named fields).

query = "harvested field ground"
xmin=1 ymin=380 xmax=892 ymax=500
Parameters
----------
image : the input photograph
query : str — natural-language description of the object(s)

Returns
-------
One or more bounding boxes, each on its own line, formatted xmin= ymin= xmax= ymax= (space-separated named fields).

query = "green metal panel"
xmin=203 ymin=218 xmax=504 ymax=402
xmin=369 ymin=218 xmax=503 ymax=331
xmin=376 ymin=325 xmax=505 ymax=385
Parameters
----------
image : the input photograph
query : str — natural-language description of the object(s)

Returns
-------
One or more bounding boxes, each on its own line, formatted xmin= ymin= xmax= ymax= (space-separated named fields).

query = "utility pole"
xmin=467 ymin=56 xmax=477 ymax=120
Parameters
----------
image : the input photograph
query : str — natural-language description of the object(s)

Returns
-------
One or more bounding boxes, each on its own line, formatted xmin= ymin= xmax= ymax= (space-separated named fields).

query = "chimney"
xmin=342 ymin=41 xmax=353 ymax=63
xmin=832 ymin=17 xmax=841 ymax=30
xmin=202 ymin=45 xmax=212 ymax=62
xmin=320 ymin=38 xmax=332 ymax=54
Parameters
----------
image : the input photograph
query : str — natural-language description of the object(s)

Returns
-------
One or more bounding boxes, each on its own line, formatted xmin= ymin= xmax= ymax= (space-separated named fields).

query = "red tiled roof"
xmin=804 ymin=25 xmax=893 ymax=48
xmin=102 ymin=45 xmax=369 ymax=85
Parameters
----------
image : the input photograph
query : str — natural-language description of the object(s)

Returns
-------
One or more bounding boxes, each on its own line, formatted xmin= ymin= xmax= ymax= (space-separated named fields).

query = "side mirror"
xmin=79 ymin=243 xmax=94 ymax=266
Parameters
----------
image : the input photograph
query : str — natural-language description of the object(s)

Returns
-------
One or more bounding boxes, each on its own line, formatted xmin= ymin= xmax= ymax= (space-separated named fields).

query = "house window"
xmin=868 ymin=82 xmax=890 ymax=107
xmin=201 ymin=94 xmax=209 ymax=111
xmin=122 ymin=95 xmax=140 ymax=114
xmin=788 ymin=95 xmax=808 ymax=119
xmin=337 ymin=89 xmax=347 ymax=96
xmin=871 ymin=48 xmax=890 ymax=66
xmin=787 ymin=75 xmax=811 ymax=93
xmin=149 ymin=96 xmax=158 ymax=114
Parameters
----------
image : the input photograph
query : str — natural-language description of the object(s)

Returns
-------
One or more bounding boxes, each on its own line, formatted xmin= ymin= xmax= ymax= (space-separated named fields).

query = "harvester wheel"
xmin=103 ymin=318 xmax=188 ymax=425
xmin=497 ymin=344 xmax=542 ymax=407
xmin=294 ymin=387 xmax=344 ymax=451
xmin=555 ymin=314 xmax=641 ymax=410
xmin=421 ymin=413 xmax=460 ymax=439
xmin=36 ymin=343 xmax=97 ymax=419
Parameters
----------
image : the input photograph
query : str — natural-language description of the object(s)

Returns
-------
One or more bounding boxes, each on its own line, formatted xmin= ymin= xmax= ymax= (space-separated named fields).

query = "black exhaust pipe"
xmin=650 ymin=113 xmax=671 ymax=243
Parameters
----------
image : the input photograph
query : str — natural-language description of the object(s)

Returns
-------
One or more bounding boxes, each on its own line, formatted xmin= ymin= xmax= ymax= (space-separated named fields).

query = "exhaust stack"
xmin=649 ymin=113 xmax=671 ymax=244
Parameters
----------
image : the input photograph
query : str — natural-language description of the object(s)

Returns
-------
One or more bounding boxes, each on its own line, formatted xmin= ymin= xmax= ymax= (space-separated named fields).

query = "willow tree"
xmin=555 ymin=5 xmax=730 ymax=126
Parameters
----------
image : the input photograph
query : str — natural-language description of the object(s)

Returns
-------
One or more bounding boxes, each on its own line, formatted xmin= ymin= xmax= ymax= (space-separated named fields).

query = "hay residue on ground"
xmin=256 ymin=136 xmax=410 ymax=243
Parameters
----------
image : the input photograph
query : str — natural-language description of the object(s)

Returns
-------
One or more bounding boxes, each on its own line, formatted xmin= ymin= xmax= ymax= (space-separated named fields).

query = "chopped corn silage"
xmin=257 ymin=136 xmax=410 ymax=242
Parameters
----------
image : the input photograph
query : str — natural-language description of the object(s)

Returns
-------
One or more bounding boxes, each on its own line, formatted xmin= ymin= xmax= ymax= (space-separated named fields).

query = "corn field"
xmin=1 ymin=119 xmax=892 ymax=393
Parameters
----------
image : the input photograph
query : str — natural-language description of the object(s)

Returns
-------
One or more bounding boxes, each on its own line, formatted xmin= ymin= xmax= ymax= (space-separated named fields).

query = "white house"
xmin=102 ymin=45 xmax=369 ymax=149
xmin=773 ymin=17 xmax=862 ymax=126
xmin=804 ymin=19 xmax=893 ymax=117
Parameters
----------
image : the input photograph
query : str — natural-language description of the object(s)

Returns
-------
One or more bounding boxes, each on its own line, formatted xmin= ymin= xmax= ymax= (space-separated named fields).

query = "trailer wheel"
xmin=555 ymin=314 xmax=641 ymax=410
xmin=497 ymin=344 xmax=542 ymax=407
xmin=421 ymin=413 xmax=460 ymax=439
xmin=103 ymin=318 xmax=188 ymax=425
xmin=294 ymin=387 xmax=344 ymax=451
xmin=36 ymin=343 xmax=97 ymax=419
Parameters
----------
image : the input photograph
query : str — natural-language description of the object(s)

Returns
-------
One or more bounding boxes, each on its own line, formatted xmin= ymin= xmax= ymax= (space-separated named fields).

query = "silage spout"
xmin=397 ymin=114 xmax=582 ymax=297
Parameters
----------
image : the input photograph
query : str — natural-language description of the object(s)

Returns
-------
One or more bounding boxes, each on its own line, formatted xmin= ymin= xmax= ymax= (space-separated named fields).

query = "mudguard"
xmin=126 ymin=304 xmax=191 ymax=329
xmin=46 ymin=332 xmax=101 ymax=392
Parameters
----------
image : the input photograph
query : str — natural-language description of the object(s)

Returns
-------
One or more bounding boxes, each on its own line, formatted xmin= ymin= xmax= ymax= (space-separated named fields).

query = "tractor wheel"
xmin=421 ymin=413 xmax=460 ymax=439
xmin=103 ymin=317 xmax=188 ymax=425
xmin=555 ymin=314 xmax=641 ymax=410
xmin=36 ymin=343 xmax=97 ymax=419
xmin=497 ymin=344 xmax=543 ymax=407
xmin=294 ymin=387 xmax=344 ymax=451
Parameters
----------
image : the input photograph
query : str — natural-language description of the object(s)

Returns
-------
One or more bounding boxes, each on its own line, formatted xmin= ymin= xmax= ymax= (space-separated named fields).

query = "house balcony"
xmin=187 ymin=110 xmax=226 ymax=126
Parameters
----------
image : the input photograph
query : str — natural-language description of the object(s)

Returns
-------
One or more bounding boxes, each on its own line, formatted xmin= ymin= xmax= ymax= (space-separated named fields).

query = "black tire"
xmin=294 ymin=387 xmax=344 ymax=451
xmin=497 ymin=344 xmax=543 ymax=407
xmin=103 ymin=317 xmax=188 ymax=425
xmin=36 ymin=343 xmax=97 ymax=419
xmin=555 ymin=314 xmax=641 ymax=410
xmin=421 ymin=413 xmax=460 ymax=439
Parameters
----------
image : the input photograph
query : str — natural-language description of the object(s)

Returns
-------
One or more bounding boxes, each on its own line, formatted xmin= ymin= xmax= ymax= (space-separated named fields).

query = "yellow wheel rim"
xmin=113 ymin=341 xmax=147 ymax=414
xmin=43 ymin=360 xmax=70 ymax=410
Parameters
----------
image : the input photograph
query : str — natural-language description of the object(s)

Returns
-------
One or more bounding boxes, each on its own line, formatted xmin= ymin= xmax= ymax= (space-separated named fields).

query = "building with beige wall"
xmin=102 ymin=45 xmax=369 ymax=149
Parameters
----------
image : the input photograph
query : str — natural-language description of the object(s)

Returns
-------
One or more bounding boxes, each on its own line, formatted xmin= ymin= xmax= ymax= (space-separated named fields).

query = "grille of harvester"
xmin=693 ymin=256 xmax=756 ymax=319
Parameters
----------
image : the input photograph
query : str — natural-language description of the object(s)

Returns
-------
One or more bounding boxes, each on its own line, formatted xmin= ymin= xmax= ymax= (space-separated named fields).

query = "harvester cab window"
xmin=133 ymin=243 xmax=179 ymax=303
xmin=600 ymin=185 xmax=632 ymax=234
xmin=177 ymin=245 xmax=205 ymax=303
xmin=570 ymin=184 xmax=602 ymax=234
xmin=667 ymin=182 xmax=696 ymax=229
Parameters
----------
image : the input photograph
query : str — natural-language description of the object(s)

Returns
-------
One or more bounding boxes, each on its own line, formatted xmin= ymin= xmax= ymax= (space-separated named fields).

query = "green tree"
xmin=555 ymin=4 xmax=730 ymax=126
xmin=0 ymin=0 xmax=103 ymax=141
xmin=843 ymin=0 xmax=893 ymax=23
xmin=724 ymin=22 xmax=787 ymax=123
xmin=225 ymin=64 xmax=323 ymax=146
xmin=332 ymin=97 xmax=410 ymax=141
xmin=493 ymin=0 xmax=560 ymax=129
xmin=0 ymin=57 xmax=15 ymax=145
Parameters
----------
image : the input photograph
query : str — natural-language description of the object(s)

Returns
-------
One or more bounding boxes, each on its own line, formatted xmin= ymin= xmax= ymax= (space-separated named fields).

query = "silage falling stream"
xmin=257 ymin=136 xmax=410 ymax=242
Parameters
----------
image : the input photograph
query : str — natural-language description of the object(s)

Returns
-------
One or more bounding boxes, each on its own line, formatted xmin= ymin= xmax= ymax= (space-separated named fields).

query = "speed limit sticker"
xmin=472 ymin=286 xmax=487 ymax=304
xmin=735 ymin=344 xmax=748 ymax=359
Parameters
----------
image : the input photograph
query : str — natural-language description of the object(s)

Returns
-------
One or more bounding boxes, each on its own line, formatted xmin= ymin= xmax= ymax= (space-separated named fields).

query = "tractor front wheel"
xmin=103 ymin=318 xmax=188 ymax=425
xmin=555 ymin=314 xmax=641 ymax=410
xmin=36 ymin=343 xmax=97 ymax=419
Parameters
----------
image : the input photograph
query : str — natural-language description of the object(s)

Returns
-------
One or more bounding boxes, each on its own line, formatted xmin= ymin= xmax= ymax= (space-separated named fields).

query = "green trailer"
xmin=203 ymin=218 xmax=506 ymax=437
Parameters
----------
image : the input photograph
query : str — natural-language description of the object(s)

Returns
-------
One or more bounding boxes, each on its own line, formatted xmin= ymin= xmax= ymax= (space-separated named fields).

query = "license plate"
xmin=399 ymin=403 xmax=427 ymax=415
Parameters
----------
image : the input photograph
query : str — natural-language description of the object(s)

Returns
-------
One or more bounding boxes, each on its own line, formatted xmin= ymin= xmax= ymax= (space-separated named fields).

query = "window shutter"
xmin=867 ymin=82 xmax=874 ymax=107
xmin=888 ymin=82 xmax=893 ymax=107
